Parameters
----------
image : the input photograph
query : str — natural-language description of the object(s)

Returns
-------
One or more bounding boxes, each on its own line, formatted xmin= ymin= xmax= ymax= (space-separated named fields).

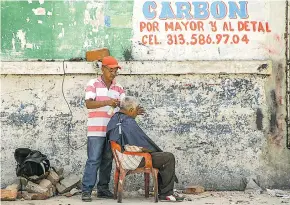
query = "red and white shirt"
xmin=85 ymin=76 xmax=125 ymax=137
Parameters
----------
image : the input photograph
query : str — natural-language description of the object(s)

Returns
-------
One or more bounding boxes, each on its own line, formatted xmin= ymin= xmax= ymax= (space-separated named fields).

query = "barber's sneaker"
xmin=97 ymin=190 xmax=114 ymax=199
xmin=82 ymin=192 xmax=92 ymax=202
xmin=173 ymin=193 xmax=185 ymax=202
xmin=159 ymin=195 xmax=177 ymax=202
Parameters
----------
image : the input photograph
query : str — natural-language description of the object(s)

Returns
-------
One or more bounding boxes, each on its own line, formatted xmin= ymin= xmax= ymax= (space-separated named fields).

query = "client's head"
xmin=120 ymin=96 xmax=139 ymax=118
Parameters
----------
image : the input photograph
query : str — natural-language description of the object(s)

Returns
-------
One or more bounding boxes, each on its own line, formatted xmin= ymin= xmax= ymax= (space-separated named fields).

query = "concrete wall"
xmin=1 ymin=0 xmax=290 ymax=191
xmin=1 ymin=60 xmax=289 ymax=190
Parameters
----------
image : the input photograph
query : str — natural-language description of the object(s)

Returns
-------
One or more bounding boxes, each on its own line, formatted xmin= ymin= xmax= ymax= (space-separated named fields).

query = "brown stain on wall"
xmin=269 ymin=63 xmax=285 ymax=146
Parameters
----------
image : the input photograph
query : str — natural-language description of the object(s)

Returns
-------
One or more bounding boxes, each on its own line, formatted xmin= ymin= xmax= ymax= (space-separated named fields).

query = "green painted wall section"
xmin=1 ymin=0 xmax=134 ymax=60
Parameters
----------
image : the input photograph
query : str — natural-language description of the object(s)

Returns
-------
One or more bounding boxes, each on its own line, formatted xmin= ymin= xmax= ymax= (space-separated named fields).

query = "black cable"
xmin=61 ymin=61 xmax=87 ymax=150
xmin=286 ymin=0 xmax=290 ymax=149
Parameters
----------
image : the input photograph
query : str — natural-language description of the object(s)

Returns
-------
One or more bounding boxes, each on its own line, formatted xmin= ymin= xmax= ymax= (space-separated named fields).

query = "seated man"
xmin=106 ymin=96 xmax=183 ymax=202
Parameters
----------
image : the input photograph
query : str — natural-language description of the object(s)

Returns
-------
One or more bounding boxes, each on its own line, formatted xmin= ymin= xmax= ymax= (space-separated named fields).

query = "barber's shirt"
xmin=85 ymin=76 xmax=125 ymax=137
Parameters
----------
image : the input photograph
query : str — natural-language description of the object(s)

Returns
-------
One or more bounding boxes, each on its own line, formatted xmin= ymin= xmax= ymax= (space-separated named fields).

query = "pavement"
xmin=2 ymin=191 xmax=289 ymax=205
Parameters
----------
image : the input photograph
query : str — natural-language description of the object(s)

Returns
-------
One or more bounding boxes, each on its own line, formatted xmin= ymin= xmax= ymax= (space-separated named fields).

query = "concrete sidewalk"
xmin=1 ymin=191 xmax=289 ymax=205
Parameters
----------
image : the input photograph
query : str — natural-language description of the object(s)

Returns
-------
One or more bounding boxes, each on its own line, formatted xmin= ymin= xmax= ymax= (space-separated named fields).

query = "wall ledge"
xmin=1 ymin=60 xmax=272 ymax=75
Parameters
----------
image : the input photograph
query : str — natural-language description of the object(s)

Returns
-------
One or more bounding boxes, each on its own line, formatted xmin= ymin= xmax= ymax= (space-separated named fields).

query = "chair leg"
xmin=152 ymin=169 xmax=159 ymax=203
xmin=117 ymin=169 xmax=127 ymax=203
xmin=114 ymin=169 xmax=120 ymax=200
xmin=144 ymin=173 xmax=150 ymax=198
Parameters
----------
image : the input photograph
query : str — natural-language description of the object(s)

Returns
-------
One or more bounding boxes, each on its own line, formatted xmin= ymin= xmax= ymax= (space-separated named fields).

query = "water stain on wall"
xmin=270 ymin=90 xmax=277 ymax=133
xmin=256 ymin=108 xmax=263 ymax=130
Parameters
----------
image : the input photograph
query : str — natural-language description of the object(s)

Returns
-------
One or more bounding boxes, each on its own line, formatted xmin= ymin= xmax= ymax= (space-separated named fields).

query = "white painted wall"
xmin=132 ymin=0 xmax=285 ymax=61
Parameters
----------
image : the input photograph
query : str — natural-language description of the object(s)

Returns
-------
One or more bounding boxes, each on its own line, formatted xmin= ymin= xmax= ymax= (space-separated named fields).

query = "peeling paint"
xmin=69 ymin=96 xmax=85 ymax=108
xmin=38 ymin=20 xmax=43 ymax=24
xmin=26 ymin=17 xmax=30 ymax=22
xmin=11 ymin=38 xmax=15 ymax=50
xmin=39 ymin=0 xmax=44 ymax=5
xmin=16 ymin=30 xmax=26 ymax=50
xmin=32 ymin=7 xmax=46 ymax=16
xmin=83 ymin=2 xmax=104 ymax=33
xmin=84 ymin=10 xmax=90 ymax=25
xmin=47 ymin=11 xmax=52 ymax=16
xmin=58 ymin=28 xmax=65 ymax=38
xmin=69 ymin=7 xmax=76 ymax=14
xmin=26 ymin=43 xmax=33 ymax=49
xmin=104 ymin=16 xmax=111 ymax=27
xmin=27 ymin=0 xmax=32 ymax=4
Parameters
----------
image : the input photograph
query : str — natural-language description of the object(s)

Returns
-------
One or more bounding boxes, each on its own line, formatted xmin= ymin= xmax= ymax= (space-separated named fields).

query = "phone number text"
xmin=167 ymin=34 xmax=250 ymax=45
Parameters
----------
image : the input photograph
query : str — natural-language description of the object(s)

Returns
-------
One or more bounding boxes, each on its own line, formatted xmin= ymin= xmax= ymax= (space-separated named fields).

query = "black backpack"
xmin=14 ymin=148 xmax=50 ymax=180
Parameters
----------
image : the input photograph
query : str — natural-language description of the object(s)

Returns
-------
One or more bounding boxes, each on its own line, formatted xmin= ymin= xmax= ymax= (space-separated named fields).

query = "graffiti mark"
xmin=123 ymin=47 xmax=134 ymax=61
xmin=257 ymin=64 xmax=268 ymax=72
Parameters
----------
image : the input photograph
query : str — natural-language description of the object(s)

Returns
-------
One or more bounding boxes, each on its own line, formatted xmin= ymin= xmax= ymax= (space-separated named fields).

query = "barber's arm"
xmin=85 ymin=79 xmax=119 ymax=109
xmin=85 ymin=98 xmax=119 ymax=109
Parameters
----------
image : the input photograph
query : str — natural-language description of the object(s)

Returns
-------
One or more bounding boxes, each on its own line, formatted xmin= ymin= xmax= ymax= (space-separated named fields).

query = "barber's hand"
xmin=137 ymin=105 xmax=145 ymax=115
xmin=107 ymin=98 xmax=119 ymax=108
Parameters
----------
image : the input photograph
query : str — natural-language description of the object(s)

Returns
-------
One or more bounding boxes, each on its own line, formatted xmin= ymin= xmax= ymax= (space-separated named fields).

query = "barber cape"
xmin=106 ymin=112 xmax=178 ymax=182
xmin=106 ymin=112 xmax=162 ymax=152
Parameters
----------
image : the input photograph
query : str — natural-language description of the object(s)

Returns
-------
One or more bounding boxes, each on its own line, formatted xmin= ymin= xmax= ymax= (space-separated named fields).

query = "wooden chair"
xmin=110 ymin=141 xmax=159 ymax=203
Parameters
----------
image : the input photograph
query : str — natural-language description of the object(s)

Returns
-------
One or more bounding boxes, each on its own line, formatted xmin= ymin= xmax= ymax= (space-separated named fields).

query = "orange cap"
xmin=102 ymin=56 xmax=121 ymax=69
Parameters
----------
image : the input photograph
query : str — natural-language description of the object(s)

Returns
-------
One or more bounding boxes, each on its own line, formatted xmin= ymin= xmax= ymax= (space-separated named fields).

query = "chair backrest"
xmin=110 ymin=141 xmax=121 ymax=169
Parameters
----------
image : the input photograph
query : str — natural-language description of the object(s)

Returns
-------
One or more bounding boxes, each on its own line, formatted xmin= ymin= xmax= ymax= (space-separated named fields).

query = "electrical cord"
xmin=61 ymin=61 xmax=87 ymax=150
